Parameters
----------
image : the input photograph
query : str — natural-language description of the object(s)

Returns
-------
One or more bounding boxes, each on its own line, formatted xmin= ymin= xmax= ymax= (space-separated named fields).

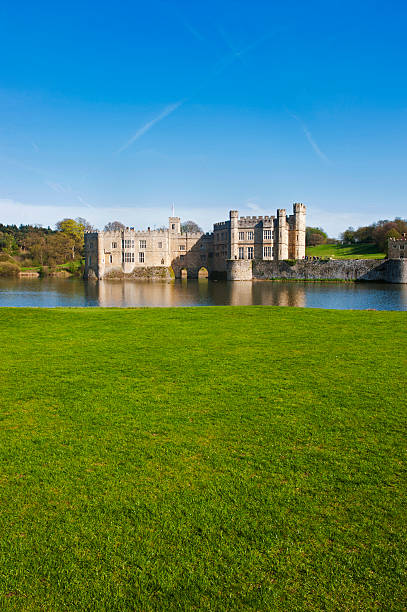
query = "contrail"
xmin=77 ymin=195 xmax=96 ymax=210
xmin=302 ymin=125 xmax=329 ymax=164
xmin=117 ymin=29 xmax=278 ymax=154
xmin=116 ymin=100 xmax=185 ymax=154
xmin=289 ymin=112 xmax=330 ymax=164
xmin=183 ymin=19 xmax=206 ymax=42
xmin=217 ymin=25 xmax=247 ymax=66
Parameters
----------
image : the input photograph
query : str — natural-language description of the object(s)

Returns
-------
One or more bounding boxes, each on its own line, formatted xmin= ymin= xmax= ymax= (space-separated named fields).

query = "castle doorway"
xmin=198 ymin=267 xmax=209 ymax=279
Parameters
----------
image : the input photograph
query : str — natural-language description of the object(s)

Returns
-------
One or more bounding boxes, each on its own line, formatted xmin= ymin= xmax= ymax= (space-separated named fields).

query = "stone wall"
xmin=102 ymin=266 xmax=173 ymax=280
xmin=226 ymin=259 xmax=253 ymax=281
xmin=252 ymin=259 xmax=407 ymax=283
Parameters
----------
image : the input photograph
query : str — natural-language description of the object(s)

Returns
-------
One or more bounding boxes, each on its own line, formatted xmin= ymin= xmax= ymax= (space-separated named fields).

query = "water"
xmin=0 ymin=277 xmax=406 ymax=310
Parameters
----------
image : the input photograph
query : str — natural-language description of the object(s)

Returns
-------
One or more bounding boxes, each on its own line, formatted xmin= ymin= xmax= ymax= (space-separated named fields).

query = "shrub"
xmin=0 ymin=262 xmax=20 ymax=277
xmin=0 ymin=253 xmax=15 ymax=263
xmin=284 ymin=259 xmax=297 ymax=266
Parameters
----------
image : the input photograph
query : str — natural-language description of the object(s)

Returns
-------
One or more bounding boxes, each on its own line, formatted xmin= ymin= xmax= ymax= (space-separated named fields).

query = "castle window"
xmin=158 ymin=241 xmax=163 ymax=249
xmin=88 ymin=256 xmax=91 ymax=265
xmin=263 ymin=246 xmax=272 ymax=258
xmin=139 ymin=240 xmax=147 ymax=249
xmin=109 ymin=255 xmax=113 ymax=263
xmin=139 ymin=252 xmax=145 ymax=263
xmin=263 ymin=230 xmax=272 ymax=240
xmin=122 ymin=239 xmax=134 ymax=249
xmin=239 ymin=232 xmax=245 ymax=240
xmin=239 ymin=247 xmax=244 ymax=259
xmin=247 ymin=246 xmax=254 ymax=260
xmin=111 ymin=241 xmax=117 ymax=249
xmin=247 ymin=231 xmax=254 ymax=240
xmin=180 ymin=255 xmax=185 ymax=261
xmin=200 ymin=254 xmax=206 ymax=262
xmin=171 ymin=223 xmax=175 ymax=230
xmin=123 ymin=252 xmax=134 ymax=263
xmin=179 ymin=245 xmax=185 ymax=251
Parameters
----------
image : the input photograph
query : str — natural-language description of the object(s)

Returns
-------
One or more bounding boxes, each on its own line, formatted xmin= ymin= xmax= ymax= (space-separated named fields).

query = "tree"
xmin=354 ymin=225 xmax=374 ymax=243
xmin=56 ymin=218 xmax=85 ymax=258
xmin=0 ymin=232 xmax=17 ymax=254
xmin=306 ymin=226 xmax=327 ymax=246
xmin=341 ymin=227 xmax=356 ymax=244
xmin=76 ymin=217 xmax=95 ymax=232
xmin=104 ymin=221 xmax=125 ymax=232
xmin=181 ymin=220 xmax=203 ymax=234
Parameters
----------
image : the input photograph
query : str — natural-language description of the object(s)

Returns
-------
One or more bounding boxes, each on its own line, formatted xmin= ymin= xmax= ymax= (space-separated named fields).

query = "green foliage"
xmin=0 ymin=231 xmax=17 ymax=254
xmin=341 ymin=218 xmax=407 ymax=251
xmin=55 ymin=218 xmax=82 ymax=239
xmin=306 ymin=243 xmax=386 ymax=259
xmin=0 ymin=307 xmax=406 ymax=610
xmin=284 ymin=259 xmax=297 ymax=266
xmin=0 ymin=261 xmax=20 ymax=276
xmin=0 ymin=253 xmax=15 ymax=263
xmin=306 ymin=226 xmax=328 ymax=246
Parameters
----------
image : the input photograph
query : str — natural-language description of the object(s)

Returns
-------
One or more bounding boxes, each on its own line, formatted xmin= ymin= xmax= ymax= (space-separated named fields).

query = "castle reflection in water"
xmin=93 ymin=280 xmax=306 ymax=308
xmin=1 ymin=277 xmax=407 ymax=309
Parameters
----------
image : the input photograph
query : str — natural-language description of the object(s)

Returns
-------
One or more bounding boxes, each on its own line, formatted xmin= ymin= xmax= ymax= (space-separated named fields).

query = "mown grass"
xmin=306 ymin=243 xmax=385 ymax=259
xmin=0 ymin=307 xmax=406 ymax=611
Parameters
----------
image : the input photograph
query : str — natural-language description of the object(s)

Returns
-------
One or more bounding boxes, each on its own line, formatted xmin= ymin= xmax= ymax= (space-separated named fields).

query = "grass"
xmin=0 ymin=306 xmax=406 ymax=611
xmin=306 ymin=243 xmax=386 ymax=259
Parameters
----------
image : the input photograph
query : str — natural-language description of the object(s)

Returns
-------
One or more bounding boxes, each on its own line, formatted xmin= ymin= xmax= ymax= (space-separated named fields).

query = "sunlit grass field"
xmin=306 ymin=243 xmax=386 ymax=259
xmin=0 ymin=306 xmax=406 ymax=610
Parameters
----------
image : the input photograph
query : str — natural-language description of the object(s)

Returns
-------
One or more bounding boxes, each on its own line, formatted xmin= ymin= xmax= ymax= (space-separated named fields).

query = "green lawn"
xmin=306 ymin=243 xmax=386 ymax=259
xmin=0 ymin=307 xmax=406 ymax=611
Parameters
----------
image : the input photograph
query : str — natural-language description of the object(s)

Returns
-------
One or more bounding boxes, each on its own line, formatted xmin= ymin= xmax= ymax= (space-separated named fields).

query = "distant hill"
xmin=306 ymin=243 xmax=386 ymax=260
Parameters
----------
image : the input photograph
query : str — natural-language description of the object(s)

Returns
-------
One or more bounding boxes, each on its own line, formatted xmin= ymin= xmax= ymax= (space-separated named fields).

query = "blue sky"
xmin=0 ymin=0 xmax=406 ymax=236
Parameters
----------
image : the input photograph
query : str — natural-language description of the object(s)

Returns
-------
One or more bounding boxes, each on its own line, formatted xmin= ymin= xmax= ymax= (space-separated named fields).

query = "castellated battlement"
xmin=182 ymin=231 xmax=204 ymax=238
xmin=239 ymin=215 xmax=271 ymax=221
xmin=389 ymin=234 xmax=407 ymax=241
xmin=238 ymin=215 xmax=275 ymax=223
xmin=214 ymin=221 xmax=230 ymax=230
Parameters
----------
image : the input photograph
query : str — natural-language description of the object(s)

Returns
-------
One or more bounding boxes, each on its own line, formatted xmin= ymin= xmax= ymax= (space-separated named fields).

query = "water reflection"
xmin=0 ymin=277 xmax=407 ymax=310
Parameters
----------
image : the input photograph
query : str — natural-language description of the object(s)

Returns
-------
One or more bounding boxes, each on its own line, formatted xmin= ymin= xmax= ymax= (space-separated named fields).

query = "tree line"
xmin=0 ymin=218 xmax=94 ymax=268
xmin=306 ymin=217 xmax=407 ymax=254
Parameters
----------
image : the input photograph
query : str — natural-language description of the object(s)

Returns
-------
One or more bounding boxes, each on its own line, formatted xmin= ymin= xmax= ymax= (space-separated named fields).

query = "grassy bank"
xmin=306 ymin=243 xmax=386 ymax=259
xmin=0 ymin=307 xmax=406 ymax=610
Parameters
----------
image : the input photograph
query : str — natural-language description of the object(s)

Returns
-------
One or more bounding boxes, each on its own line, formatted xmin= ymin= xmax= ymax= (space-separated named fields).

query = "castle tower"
xmin=292 ymin=203 xmax=306 ymax=259
xmin=97 ymin=232 xmax=105 ymax=279
xmin=277 ymin=209 xmax=288 ymax=260
xmin=229 ymin=210 xmax=239 ymax=259
xmin=169 ymin=217 xmax=181 ymax=234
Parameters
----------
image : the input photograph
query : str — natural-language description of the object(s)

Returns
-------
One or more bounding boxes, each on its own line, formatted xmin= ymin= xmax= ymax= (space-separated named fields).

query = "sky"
xmin=0 ymin=0 xmax=406 ymax=237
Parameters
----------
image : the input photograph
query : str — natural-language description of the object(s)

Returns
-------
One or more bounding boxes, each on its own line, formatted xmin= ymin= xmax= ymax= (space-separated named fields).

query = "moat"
xmin=1 ymin=277 xmax=407 ymax=310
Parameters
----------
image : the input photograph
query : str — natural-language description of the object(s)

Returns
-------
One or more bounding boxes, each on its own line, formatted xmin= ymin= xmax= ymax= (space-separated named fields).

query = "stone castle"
xmin=388 ymin=234 xmax=407 ymax=259
xmin=85 ymin=203 xmax=306 ymax=280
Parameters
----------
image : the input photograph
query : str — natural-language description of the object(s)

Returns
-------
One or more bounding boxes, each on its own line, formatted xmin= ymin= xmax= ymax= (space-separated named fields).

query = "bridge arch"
xmin=198 ymin=266 xmax=209 ymax=279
